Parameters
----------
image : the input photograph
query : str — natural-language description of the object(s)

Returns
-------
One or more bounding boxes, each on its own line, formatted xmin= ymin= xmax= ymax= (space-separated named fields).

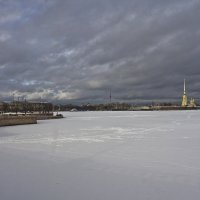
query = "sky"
xmin=0 ymin=0 xmax=200 ymax=104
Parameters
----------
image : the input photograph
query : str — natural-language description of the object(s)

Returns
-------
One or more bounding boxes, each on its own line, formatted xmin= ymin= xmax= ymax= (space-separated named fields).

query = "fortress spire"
xmin=182 ymin=79 xmax=187 ymax=107
xmin=184 ymin=79 xmax=186 ymax=95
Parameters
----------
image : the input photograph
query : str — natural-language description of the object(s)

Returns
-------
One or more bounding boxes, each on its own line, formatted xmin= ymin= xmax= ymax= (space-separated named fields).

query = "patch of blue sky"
xmin=22 ymin=80 xmax=54 ymax=86
xmin=0 ymin=0 xmax=52 ymax=27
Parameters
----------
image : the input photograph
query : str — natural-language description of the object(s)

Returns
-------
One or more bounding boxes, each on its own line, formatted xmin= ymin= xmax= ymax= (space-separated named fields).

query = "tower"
xmin=109 ymin=89 xmax=111 ymax=104
xmin=189 ymin=98 xmax=196 ymax=107
xmin=182 ymin=79 xmax=187 ymax=107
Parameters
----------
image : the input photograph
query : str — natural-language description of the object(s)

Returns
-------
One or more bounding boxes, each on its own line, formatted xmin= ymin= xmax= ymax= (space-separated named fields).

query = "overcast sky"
xmin=0 ymin=0 xmax=200 ymax=103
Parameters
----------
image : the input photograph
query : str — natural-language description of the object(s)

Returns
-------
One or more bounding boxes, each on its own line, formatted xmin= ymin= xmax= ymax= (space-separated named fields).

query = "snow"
xmin=0 ymin=111 xmax=200 ymax=200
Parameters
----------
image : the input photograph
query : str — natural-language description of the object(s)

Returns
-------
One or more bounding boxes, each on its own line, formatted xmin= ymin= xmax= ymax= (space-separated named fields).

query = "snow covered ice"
xmin=0 ymin=111 xmax=200 ymax=200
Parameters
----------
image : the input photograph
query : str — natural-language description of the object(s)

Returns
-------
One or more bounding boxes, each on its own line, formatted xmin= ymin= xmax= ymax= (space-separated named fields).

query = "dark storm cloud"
xmin=0 ymin=0 xmax=200 ymax=103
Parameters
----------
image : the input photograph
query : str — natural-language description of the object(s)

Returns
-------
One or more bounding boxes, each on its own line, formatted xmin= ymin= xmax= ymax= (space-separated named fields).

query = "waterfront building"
xmin=182 ymin=79 xmax=188 ymax=107
xmin=189 ymin=98 xmax=196 ymax=107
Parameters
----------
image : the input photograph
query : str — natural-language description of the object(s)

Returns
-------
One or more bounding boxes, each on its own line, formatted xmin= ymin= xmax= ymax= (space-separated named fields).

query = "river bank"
xmin=0 ymin=113 xmax=63 ymax=127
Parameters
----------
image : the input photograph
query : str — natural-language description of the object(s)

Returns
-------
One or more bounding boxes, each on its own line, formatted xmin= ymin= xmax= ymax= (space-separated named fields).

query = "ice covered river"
xmin=0 ymin=111 xmax=200 ymax=200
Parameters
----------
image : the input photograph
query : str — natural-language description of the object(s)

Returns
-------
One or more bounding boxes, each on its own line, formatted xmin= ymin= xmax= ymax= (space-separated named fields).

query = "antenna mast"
xmin=109 ymin=89 xmax=111 ymax=104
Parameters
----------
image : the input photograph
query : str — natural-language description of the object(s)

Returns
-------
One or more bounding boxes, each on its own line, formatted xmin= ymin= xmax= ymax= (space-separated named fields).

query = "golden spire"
xmin=182 ymin=79 xmax=187 ymax=107
xmin=184 ymin=79 xmax=186 ymax=95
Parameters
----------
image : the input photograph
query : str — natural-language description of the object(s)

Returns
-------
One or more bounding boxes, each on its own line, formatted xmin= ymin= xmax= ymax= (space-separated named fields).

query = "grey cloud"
xmin=0 ymin=0 xmax=200 ymax=103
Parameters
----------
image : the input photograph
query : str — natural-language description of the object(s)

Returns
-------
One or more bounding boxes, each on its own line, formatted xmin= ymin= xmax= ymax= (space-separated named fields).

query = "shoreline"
xmin=0 ymin=115 xmax=37 ymax=127
xmin=0 ymin=113 xmax=63 ymax=127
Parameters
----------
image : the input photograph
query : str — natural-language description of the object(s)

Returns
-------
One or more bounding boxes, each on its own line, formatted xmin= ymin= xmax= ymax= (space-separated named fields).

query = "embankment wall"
xmin=0 ymin=115 xmax=37 ymax=127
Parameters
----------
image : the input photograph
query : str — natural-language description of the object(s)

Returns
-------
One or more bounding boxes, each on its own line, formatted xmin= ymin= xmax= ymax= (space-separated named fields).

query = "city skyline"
xmin=1 ymin=0 xmax=200 ymax=103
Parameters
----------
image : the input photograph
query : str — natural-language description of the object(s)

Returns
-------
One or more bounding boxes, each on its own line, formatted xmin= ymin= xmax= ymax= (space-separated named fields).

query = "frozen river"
xmin=0 ymin=111 xmax=200 ymax=200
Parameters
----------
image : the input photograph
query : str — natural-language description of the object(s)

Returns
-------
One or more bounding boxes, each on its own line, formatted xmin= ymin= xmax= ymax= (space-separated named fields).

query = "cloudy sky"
xmin=0 ymin=0 xmax=200 ymax=103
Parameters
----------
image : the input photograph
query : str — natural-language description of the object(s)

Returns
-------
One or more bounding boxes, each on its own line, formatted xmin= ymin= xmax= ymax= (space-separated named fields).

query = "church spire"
xmin=184 ymin=79 xmax=186 ymax=95
xmin=182 ymin=79 xmax=187 ymax=107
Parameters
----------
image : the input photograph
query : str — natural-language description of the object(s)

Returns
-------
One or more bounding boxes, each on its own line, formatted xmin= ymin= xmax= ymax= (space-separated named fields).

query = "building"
xmin=0 ymin=101 xmax=53 ymax=114
xmin=189 ymin=98 xmax=196 ymax=107
xmin=182 ymin=79 xmax=188 ymax=107
xmin=181 ymin=79 xmax=197 ymax=108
